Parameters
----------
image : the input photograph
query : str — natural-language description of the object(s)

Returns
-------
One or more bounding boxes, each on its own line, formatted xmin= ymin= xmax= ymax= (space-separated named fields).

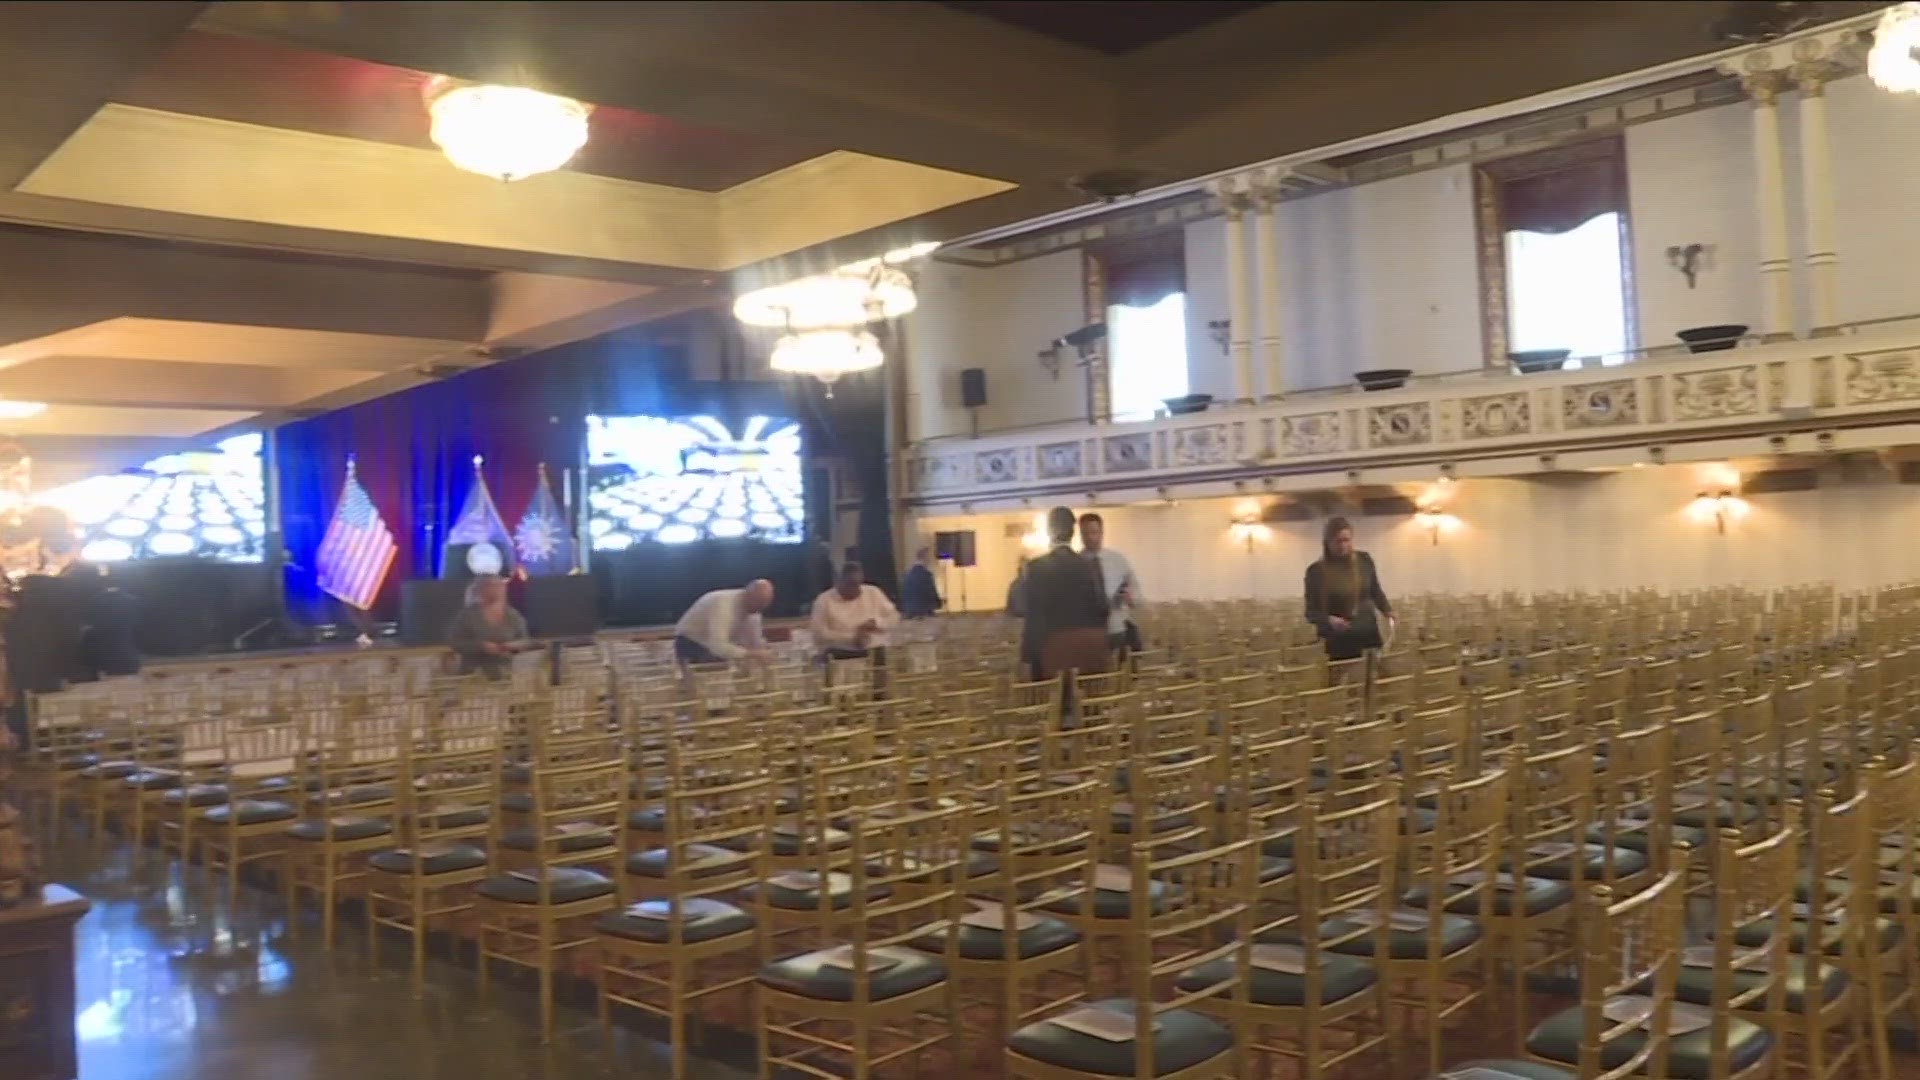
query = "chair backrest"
xmin=1589 ymin=719 xmax=1676 ymax=881
xmin=1125 ymin=837 xmax=1258 ymax=1077
xmin=1574 ymin=868 xmax=1688 ymax=1080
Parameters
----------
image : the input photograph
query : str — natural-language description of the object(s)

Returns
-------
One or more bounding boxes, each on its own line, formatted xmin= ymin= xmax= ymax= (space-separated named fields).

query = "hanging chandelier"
xmin=733 ymin=262 xmax=918 ymax=331
xmin=769 ymin=327 xmax=884 ymax=394
xmin=426 ymin=79 xmax=593 ymax=182
xmin=1871 ymin=3 xmax=1920 ymax=94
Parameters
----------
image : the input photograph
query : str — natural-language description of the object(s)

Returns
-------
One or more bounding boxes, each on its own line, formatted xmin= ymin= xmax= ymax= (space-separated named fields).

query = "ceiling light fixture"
xmin=426 ymin=79 xmax=592 ymax=182
xmin=734 ymin=262 xmax=919 ymax=331
xmin=0 ymin=400 xmax=47 ymax=420
xmin=769 ymin=327 xmax=884 ymax=395
xmin=1871 ymin=3 xmax=1920 ymax=94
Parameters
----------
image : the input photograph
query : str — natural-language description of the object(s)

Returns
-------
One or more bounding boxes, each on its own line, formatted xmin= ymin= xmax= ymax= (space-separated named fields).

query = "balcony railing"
xmin=903 ymin=319 xmax=1920 ymax=506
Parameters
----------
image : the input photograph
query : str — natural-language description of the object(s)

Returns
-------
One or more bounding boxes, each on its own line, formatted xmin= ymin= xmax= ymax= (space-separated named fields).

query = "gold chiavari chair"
xmin=283 ymin=712 xmax=404 ymax=947
xmin=1676 ymin=825 xmax=1804 ymax=1080
xmin=194 ymin=717 xmax=305 ymax=906
xmin=1006 ymin=837 xmax=1255 ymax=1080
xmin=365 ymin=736 xmax=498 ymax=994
xmin=1216 ymin=791 xmax=1399 ymax=1080
xmin=1390 ymin=762 xmax=1511 ymax=1075
xmin=596 ymin=771 xmax=772 ymax=1078
xmin=474 ymin=757 xmax=626 ymax=1041
xmin=744 ymin=756 xmax=902 ymax=951
xmin=758 ymin=802 xmax=968 ymax=1080
xmin=1582 ymin=719 xmax=1675 ymax=893
xmin=1442 ymin=868 xmax=1696 ymax=1080
xmin=930 ymin=777 xmax=1097 ymax=1044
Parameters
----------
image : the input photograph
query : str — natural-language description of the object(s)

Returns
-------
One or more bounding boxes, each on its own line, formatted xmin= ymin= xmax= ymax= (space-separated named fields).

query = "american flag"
xmin=316 ymin=460 xmax=397 ymax=610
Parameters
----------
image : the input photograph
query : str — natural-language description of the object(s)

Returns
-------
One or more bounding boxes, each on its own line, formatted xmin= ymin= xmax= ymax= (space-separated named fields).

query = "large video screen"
xmin=585 ymin=414 xmax=805 ymax=549
xmin=39 ymin=432 xmax=267 ymax=563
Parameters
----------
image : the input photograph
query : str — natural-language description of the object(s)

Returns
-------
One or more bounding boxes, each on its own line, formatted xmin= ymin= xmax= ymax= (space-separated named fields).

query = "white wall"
xmin=910 ymin=463 xmax=1920 ymax=611
xmin=903 ymin=251 xmax=1085 ymax=441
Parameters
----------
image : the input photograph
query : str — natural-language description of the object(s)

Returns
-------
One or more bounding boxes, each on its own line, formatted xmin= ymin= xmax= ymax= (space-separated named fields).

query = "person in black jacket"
xmin=1018 ymin=507 xmax=1109 ymax=680
xmin=900 ymin=547 xmax=942 ymax=618
xmin=1303 ymin=516 xmax=1395 ymax=662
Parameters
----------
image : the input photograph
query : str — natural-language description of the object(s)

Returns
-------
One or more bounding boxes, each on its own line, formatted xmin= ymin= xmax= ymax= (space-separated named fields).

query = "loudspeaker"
xmin=524 ymin=575 xmax=602 ymax=638
xmin=952 ymin=530 xmax=977 ymax=568
xmin=400 ymin=578 xmax=472 ymax=646
xmin=960 ymin=368 xmax=987 ymax=409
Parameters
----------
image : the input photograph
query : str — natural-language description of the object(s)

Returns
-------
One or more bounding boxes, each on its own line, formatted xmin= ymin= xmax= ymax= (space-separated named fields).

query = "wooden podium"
xmin=0 ymin=885 xmax=90 ymax=1080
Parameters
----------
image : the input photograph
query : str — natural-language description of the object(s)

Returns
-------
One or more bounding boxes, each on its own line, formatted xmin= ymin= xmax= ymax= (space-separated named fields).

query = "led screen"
xmin=40 ymin=432 xmax=267 ymax=563
xmin=585 ymin=414 xmax=805 ymax=549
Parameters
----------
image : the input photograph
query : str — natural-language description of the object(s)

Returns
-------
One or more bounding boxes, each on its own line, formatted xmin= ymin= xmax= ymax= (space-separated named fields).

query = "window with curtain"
xmin=1097 ymin=231 xmax=1189 ymax=422
xmin=1476 ymin=136 xmax=1634 ymax=369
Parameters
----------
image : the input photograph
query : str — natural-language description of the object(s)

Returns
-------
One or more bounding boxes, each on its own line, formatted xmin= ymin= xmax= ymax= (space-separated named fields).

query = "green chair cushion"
xmin=739 ymin=871 xmax=891 ymax=911
xmin=1667 ymin=957 xmax=1848 ymax=1014
xmin=287 ymin=816 xmax=393 ymax=842
xmin=1306 ymin=912 xmax=1484 ymax=961
xmin=1176 ymin=951 xmax=1377 ymax=1006
xmin=969 ymin=828 xmax=1087 ymax=857
xmin=475 ymin=866 xmax=614 ymax=905
xmin=1503 ymin=843 xmax=1648 ymax=882
xmin=368 ymin=843 xmax=488 ymax=876
xmin=1041 ymin=877 xmax=1173 ymax=920
xmin=1007 ymin=999 xmax=1232 ymax=1077
xmin=863 ymin=850 xmax=1000 ymax=882
xmin=498 ymin=826 xmax=615 ymax=854
xmin=78 ymin=760 xmax=138 ymax=780
xmin=759 ymin=945 xmax=944 ymax=1002
xmin=1585 ymin=822 xmax=1709 ymax=854
xmin=623 ymin=844 xmax=737 ymax=879
xmin=419 ymin=805 xmax=489 ymax=829
xmin=1731 ymin=915 xmax=1902 ymax=957
xmin=1796 ymin=871 xmax=1920 ymax=916
xmin=1107 ymin=809 xmax=1198 ymax=835
xmin=1673 ymin=800 xmax=1761 ymax=829
xmin=912 ymin=913 xmax=1081 ymax=961
xmin=594 ymin=898 xmax=753 ymax=945
xmin=159 ymin=783 xmax=229 ymax=807
xmin=123 ymin=768 xmax=183 ymax=791
xmin=201 ymin=799 xmax=297 ymax=826
xmin=1524 ymin=1002 xmax=1772 ymax=1080
xmin=1403 ymin=874 xmax=1576 ymax=918
xmin=500 ymin=791 xmax=536 ymax=813
xmin=1264 ymin=808 xmax=1434 ymax=860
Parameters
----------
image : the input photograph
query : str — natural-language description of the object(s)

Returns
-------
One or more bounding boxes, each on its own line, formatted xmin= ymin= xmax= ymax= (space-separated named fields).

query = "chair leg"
xmin=537 ymin=920 xmax=556 ymax=1044
xmin=669 ymin=958 xmax=688 ymax=1080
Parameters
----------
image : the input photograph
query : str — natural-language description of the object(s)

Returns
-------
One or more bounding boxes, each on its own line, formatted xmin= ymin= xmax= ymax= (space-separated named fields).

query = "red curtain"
xmin=1489 ymin=135 xmax=1628 ymax=235
xmin=1095 ymin=230 xmax=1186 ymax=309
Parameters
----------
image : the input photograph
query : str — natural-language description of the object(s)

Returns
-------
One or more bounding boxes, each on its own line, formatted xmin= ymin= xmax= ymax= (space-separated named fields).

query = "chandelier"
xmin=769 ymin=328 xmax=884 ymax=394
xmin=1871 ymin=3 xmax=1920 ymax=94
xmin=0 ymin=400 xmax=45 ymax=420
xmin=733 ymin=262 xmax=918 ymax=331
xmin=426 ymin=79 xmax=592 ymax=182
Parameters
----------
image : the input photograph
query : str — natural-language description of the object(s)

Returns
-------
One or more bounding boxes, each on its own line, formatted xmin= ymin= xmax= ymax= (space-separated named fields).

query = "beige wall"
xmin=910 ymin=462 xmax=1920 ymax=611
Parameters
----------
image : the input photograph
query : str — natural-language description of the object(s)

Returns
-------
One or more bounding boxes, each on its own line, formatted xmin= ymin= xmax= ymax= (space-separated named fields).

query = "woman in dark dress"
xmin=1303 ymin=516 xmax=1395 ymax=662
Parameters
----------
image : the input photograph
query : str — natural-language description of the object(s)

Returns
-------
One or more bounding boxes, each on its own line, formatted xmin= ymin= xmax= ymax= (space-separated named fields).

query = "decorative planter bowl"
xmin=1509 ymin=348 xmax=1573 ymax=374
xmin=1354 ymin=368 xmax=1412 ymax=392
xmin=1162 ymin=393 xmax=1214 ymax=416
xmin=1676 ymin=324 xmax=1748 ymax=354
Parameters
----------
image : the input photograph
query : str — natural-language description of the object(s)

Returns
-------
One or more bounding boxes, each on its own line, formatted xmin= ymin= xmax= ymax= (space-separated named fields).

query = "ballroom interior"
xmin=10 ymin=3 xmax=1920 ymax=1080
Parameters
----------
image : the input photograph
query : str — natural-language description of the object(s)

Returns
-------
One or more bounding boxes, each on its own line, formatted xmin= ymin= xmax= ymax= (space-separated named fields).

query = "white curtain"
xmin=1107 ymin=292 xmax=1190 ymax=422
xmin=1505 ymin=212 xmax=1629 ymax=366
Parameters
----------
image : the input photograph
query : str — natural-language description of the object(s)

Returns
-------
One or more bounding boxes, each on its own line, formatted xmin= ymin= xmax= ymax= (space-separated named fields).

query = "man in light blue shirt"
xmin=1078 ymin=513 xmax=1142 ymax=657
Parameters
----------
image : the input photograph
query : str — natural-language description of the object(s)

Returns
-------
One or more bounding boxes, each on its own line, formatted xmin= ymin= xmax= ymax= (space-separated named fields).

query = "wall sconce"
xmin=1228 ymin=506 xmax=1271 ymax=549
xmin=1688 ymin=490 xmax=1748 ymax=534
xmin=1415 ymin=507 xmax=1459 ymax=546
xmin=1207 ymin=319 xmax=1231 ymax=355
xmin=1666 ymin=243 xmax=1708 ymax=289
xmin=1021 ymin=511 xmax=1050 ymax=553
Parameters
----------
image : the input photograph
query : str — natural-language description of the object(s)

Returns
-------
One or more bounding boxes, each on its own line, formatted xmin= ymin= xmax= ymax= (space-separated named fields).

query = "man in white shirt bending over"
xmin=1079 ymin=513 xmax=1143 ymax=657
xmin=809 ymin=561 xmax=900 ymax=662
xmin=673 ymin=579 xmax=773 ymax=665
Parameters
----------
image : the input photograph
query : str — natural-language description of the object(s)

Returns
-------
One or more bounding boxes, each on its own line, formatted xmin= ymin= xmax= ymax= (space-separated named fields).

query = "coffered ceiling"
xmin=0 ymin=0 xmax=1872 ymax=478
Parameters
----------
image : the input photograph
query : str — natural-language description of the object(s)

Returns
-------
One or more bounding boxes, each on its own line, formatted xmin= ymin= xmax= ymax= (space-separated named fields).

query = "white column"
xmin=1210 ymin=177 xmax=1257 ymax=404
xmin=1796 ymin=65 xmax=1840 ymax=333
xmin=1744 ymin=68 xmax=1796 ymax=341
xmin=1251 ymin=170 xmax=1286 ymax=400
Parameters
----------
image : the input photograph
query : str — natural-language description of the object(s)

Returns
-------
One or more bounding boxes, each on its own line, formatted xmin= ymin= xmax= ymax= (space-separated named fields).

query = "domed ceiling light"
xmin=426 ymin=78 xmax=592 ymax=182
xmin=732 ymin=262 xmax=920 ymax=332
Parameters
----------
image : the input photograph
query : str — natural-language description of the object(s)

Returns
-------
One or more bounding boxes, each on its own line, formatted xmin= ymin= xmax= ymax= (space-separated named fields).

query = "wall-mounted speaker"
xmin=934 ymin=530 xmax=978 ymax=564
xmin=960 ymin=368 xmax=988 ymax=409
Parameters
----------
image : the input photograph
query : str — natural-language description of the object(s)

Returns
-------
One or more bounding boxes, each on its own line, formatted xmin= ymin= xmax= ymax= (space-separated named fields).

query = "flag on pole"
xmin=316 ymin=457 xmax=397 ymax=610
xmin=514 ymin=463 xmax=577 ymax=576
xmin=442 ymin=455 xmax=512 ymax=577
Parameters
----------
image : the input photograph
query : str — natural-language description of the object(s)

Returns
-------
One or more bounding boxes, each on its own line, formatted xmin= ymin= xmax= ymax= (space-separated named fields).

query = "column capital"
xmin=1718 ymin=53 xmax=1792 ymax=102
xmin=1205 ymin=176 xmax=1256 ymax=220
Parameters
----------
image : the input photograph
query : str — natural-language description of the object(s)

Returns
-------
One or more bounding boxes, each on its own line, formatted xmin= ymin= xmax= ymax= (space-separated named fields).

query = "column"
xmin=1794 ymin=44 xmax=1846 ymax=334
xmin=1731 ymin=64 xmax=1796 ymax=341
xmin=1209 ymin=177 xmax=1257 ymax=404
xmin=1251 ymin=169 xmax=1287 ymax=400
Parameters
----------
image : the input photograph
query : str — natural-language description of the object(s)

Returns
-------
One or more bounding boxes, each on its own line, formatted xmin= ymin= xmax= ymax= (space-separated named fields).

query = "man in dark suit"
xmin=1018 ymin=506 xmax=1110 ymax=681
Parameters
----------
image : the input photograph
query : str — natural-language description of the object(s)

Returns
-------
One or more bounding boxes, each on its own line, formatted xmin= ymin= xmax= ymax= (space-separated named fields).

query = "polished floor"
xmin=51 ymin=842 xmax=748 ymax=1080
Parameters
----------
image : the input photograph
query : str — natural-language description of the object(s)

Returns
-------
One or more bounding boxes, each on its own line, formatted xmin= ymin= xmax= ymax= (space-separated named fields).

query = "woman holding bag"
xmin=1303 ymin=516 xmax=1395 ymax=663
